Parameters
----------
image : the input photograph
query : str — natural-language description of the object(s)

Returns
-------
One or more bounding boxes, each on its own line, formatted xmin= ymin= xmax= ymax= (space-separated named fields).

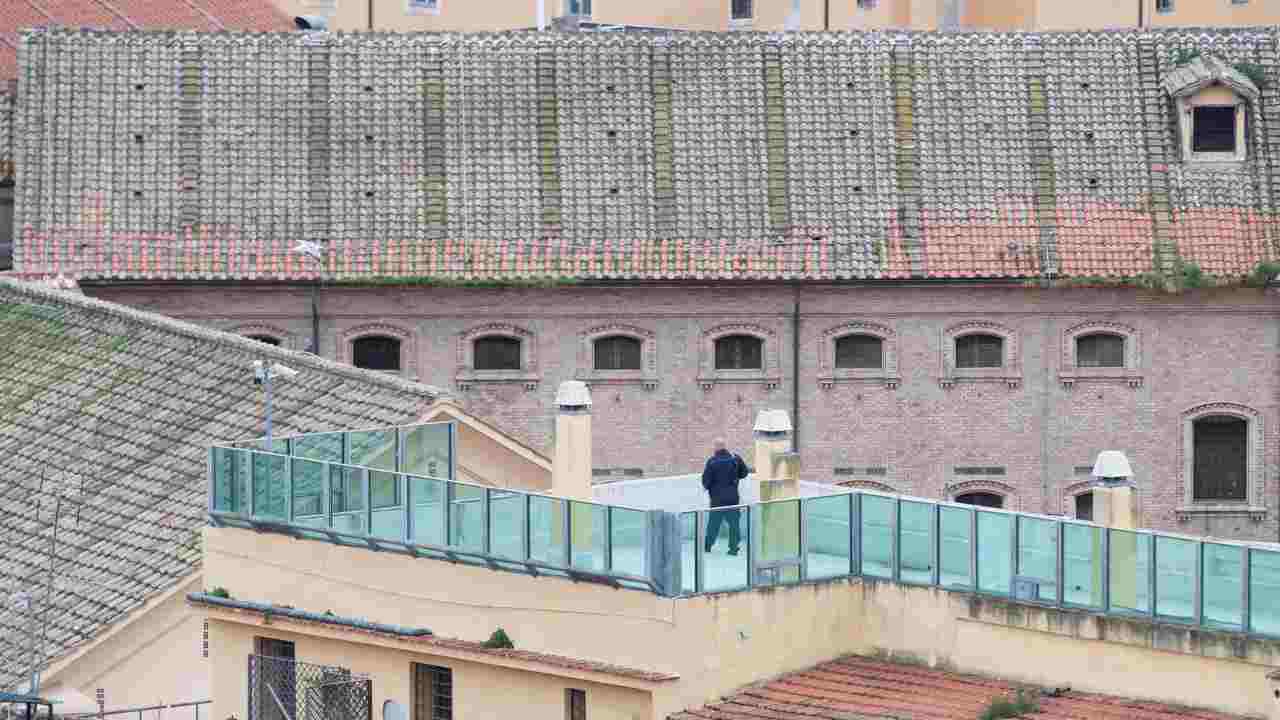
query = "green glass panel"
xmin=860 ymin=495 xmax=894 ymax=579
xmin=349 ymin=429 xmax=397 ymax=471
xmin=370 ymin=471 xmax=400 ymax=509
xmin=610 ymin=507 xmax=648 ymax=577
xmin=251 ymin=451 xmax=288 ymax=520
xmin=292 ymin=432 xmax=344 ymax=462
xmin=1155 ymin=535 xmax=1196 ymax=621
xmin=680 ymin=512 xmax=697 ymax=593
xmin=489 ymin=490 xmax=525 ymax=560
xmin=1202 ymin=543 xmax=1243 ymax=630
xmin=410 ymin=475 xmax=445 ymax=546
xmin=1250 ymin=550 xmax=1280 ymax=635
xmin=330 ymin=465 xmax=366 ymax=534
xmin=448 ymin=483 xmax=485 ymax=552
xmin=290 ymin=458 xmax=325 ymax=519
xmin=939 ymin=506 xmax=972 ymax=589
xmin=805 ymin=495 xmax=851 ymax=580
xmin=899 ymin=501 xmax=933 ymax=585
xmin=1017 ymin=516 xmax=1058 ymax=602
xmin=1062 ymin=523 xmax=1103 ymax=608
xmin=401 ymin=423 xmax=452 ymax=478
xmin=976 ymin=512 xmax=1012 ymax=596
xmin=758 ymin=500 xmax=800 ymax=584
xmin=1108 ymin=530 xmax=1151 ymax=615
xmin=570 ymin=502 xmax=607 ymax=572
xmin=530 ymin=495 xmax=567 ymax=566
xmin=212 ymin=447 xmax=242 ymax=513
xmin=701 ymin=507 xmax=748 ymax=592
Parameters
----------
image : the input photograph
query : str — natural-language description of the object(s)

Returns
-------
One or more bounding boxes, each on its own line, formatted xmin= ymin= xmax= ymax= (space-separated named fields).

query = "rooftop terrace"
xmin=209 ymin=422 xmax=1280 ymax=639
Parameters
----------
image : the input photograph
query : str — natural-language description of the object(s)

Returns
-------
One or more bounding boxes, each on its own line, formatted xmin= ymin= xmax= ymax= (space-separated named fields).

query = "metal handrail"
xmin=62 ymin=700 xmax=210 ymax=720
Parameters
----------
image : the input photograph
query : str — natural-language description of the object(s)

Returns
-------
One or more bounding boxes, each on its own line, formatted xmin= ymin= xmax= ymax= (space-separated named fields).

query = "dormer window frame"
xmin=1163 ymin=56 xmax=1260 ymax=166
xmin=1181 ymin=94 xmax=1248 ymax=164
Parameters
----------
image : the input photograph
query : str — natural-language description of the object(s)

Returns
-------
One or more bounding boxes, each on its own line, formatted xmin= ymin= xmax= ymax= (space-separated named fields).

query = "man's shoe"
xmin=728 ymin=548 xmax=740 ymax=556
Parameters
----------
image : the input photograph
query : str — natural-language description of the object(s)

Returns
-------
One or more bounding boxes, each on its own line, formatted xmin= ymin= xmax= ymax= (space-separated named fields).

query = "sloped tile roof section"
xmin=671 ymin=655 xmax=1250 ymax=720
xmin=11 ymin=28 xmax=1280 ymax=283
xmin=0 ymin=0 xmax=291 ymax=81
xmin=0 ymin=276 xmax=441 ymax=691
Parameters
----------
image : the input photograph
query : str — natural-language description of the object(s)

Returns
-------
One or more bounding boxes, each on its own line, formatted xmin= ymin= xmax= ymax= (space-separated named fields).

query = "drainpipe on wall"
xmin=368 ymin=0 xmax=374 ymax=30
xmin=1138 ymin=0 xmax=1144 ymax=28
xmin=824 ymin=0 xmax=829 ymax=30
xmin=791 ymin=289 xmax=801 ymax=454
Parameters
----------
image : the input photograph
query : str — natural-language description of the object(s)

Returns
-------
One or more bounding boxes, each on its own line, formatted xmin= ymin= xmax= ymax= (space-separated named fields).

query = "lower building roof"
xmin=670 ymin=654 xmax=1248 ymax=720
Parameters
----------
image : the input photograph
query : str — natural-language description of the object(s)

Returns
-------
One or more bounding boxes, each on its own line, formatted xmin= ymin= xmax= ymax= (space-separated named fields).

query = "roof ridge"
xmin=0 ymin=276 xmax=448 ymax=400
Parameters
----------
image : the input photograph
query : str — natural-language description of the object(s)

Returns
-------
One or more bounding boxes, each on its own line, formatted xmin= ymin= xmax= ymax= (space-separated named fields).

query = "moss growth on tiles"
xmin=482 ymin=627 xmax=515 ymax=649
xmin=333 ymin=275 xmax=581 ymax=289
xmin=208 ymin=586 xmax=231 ymax=599
xmin=978 ymin=689 xmax=1040 ymax=720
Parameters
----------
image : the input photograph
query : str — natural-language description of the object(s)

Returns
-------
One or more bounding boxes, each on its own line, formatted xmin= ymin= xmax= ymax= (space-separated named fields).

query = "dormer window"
xmin=1163 ymin=55 xmax=1259 ymax=165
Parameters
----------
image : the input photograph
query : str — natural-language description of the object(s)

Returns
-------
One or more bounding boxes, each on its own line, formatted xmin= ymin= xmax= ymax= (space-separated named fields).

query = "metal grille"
xmin=248 ymin=655 xmax=371 ymax=720
xmin=413 ymin=664 xmax=452 ymax=720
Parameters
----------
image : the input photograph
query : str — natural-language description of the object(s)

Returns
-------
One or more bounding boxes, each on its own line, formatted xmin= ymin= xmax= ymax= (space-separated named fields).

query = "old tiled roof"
xmin=190 ymin=593 xmax=681 ymax=683
xmin=671 ymin=655 xmax=1249 ymax=720
xmin=0 ymin=276 xmax=442 ymax=691
xmin=0 ymin=0 xmax=292 ymax=80
xmin=11 ymin=28 xmax=1280 ymax=283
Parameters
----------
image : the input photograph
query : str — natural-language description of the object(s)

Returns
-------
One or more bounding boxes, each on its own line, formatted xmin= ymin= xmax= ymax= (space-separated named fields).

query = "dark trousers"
xmin=704 ymin=507 xmax=741 ymax=553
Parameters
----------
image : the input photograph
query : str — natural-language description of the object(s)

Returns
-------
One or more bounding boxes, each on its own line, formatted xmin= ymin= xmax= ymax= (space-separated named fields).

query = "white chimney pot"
xmin=556 ymin=380 xmax=592 ymax=408
xmin=753 ymin=409 xmax=792 ymax=433
xmin=1091 ymin=450 xmax=1133 ymax=479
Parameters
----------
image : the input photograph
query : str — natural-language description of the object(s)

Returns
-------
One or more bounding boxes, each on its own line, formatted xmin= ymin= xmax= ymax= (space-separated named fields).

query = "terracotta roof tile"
xmin=671 ymin=655 xmax=1249 ymax=720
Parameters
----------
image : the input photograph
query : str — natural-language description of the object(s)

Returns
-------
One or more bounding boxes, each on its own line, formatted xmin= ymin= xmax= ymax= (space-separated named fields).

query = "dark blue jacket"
xmin=702 ymin=449 xmax=749 ymax=507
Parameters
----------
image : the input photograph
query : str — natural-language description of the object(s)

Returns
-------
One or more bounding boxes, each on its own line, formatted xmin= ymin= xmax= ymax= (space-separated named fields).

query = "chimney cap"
xmin=753 ymin=409 xmax=792 ymax=433
xmin=1091 ymin=450 xmax=1133 ymax=480
xmin=555 ymin=380 xmax=592 ymax=408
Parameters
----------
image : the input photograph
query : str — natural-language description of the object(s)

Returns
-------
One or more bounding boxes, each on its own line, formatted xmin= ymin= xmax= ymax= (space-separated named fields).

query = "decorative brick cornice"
xmin=837 ymin=479 xmax=895 ymax=494
xmin=939 ymin=321 xmax=1020 ymax=389
xmin=337 ymin=322 xmax=417 ymax=379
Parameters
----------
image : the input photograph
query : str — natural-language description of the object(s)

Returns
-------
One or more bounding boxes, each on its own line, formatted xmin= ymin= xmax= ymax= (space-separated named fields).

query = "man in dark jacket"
xmin=701 ymin=439 xmax=750 ymax=555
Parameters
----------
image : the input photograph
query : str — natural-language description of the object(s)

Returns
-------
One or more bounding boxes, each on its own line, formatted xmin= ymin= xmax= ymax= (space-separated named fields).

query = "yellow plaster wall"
xmin=207 ymin=620 xmax=653 ymax=720
xmin=453 ymin=420 xmax=550 ymax=490
xmin=204 ymin=526 xmax=1280 ymax=719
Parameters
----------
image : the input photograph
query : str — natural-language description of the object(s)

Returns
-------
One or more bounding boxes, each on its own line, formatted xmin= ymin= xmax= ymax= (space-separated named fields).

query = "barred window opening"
xmin=1193 ymin=415 xmax=1247 ymax=501
xmin=955 ymin=334 xmax=1003 ymax=369
xmin=474 ymin=336 xmax=522 ymax=371
xmin=715 ymin=334 xmax=763 ymax=370
xmin=835 ymin=334 xmax=883 ymax=369
xmin=594 ymin=335 xmax=642 ymax=371
xmin=353 ymin=335 xmax=401 ymax=371
xmin=1075 ymin=333 xmax=1124 ymax=368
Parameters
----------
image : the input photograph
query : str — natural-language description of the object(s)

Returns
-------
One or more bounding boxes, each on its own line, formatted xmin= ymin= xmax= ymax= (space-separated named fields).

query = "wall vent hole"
xmin=605 ymin=84 xmax=616 ymax=93
xmin=363 ymin=85 xmax=374 ymax=92
xmin=1088 ymin=178 xmax=1100 ymax=188
xmin=134 ymin=83 xmax=145 ymax=91
xmin=609 ymin=187 xmax=620 ymax=195
xmin=848 ymin=129 xmax=859 ymax=137
xmin=364 ymin=190 xmax=375 ymax=198
xmin=134 ymin=134 xmax=144 ymax=144
xmin=365 ymin=134 xmax=374 ymax=142
xmin=132 ymin=191 xmax=143 ymax=198
xmin=852 ymin=186 xmax=863 ymax=193
xmin=1080 ymin=82 xmax=1091 ymax=90
xmin=1084 ymin=131 xmax=1095 ymax=141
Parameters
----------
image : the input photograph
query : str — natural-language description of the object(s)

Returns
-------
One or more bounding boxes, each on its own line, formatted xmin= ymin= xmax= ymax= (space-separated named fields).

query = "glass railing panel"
xmin=899 ymin=501 xmax=934 ymax=585
xmin=1202 ymin=543 xmax=1244 ymax=631
xmin=1249 ymin=549 xmax=1280 ymax=636
xmin=680 ymin=512 xmax=696 ymax=593
xmin=290 ymin=458 xmax=325 ymax=522
xmin=610 ymin=507 xmax=648 ymax=577
xmin=409 ymin=475 xmax=445 ymax=546
xmin=757 ymin=500 xmax=801 ymax=584
xmin=570 ymin=502 xmax=607 ymax=572
xmin=701 ymin=507 xmax=749 ymax=592
xmin=1062 ymin=523 xmax=1103 ymax=608
xmin=370 ymin=472 xmax=404 ymax=541
xmin=292 ymin=432 xmax=344 ymax=463
xmin=348 ymin=429 xmax=397 ymax=472
xmin=448 ymin=482 xmax=485 ymax=552
xmin=860 ymin=495 xmax=894 ymax=579
xmin=251 ymin=452 xmax=288 ymax=520
xmin=1016 ymin=516 xmax=1057 ymax=602
xmin=530 ymin=495 xmax=567 ymax=566
xmin=1155 ymin=535 xmax=1196 ymax=622
xmin=211 ymin=447 xmax=247 ymax=513
xmin=976 ymin=511 xmax=1012 ymax=596
xmin=804 ymin=495 xmax=851 ymax=580
xmin=489 ymin=489 xmax=525 ymax=560
xmin=1108 ymin=530 xmax=1151 ymax=615
xmin=939 ymin=506 xmax=972 ymax=589
xmin=401 ymin=423 xmax=452 ymax=478
xmin=330 ymin=465 xmax=367 ymax=535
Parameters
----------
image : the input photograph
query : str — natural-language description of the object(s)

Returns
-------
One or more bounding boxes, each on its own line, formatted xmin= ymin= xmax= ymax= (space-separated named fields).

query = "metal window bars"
xmin=246 ymin=655 xmax=370 ymax=720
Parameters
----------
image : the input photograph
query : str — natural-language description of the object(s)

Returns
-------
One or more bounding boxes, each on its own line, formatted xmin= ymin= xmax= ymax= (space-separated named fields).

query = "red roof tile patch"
xmin=671 ymin=655 xmax=1249 ymax=720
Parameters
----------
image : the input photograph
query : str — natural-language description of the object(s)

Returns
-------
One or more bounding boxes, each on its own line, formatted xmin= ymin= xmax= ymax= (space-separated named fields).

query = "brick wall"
xmin=86 ymin=282 xmax=1280 ymax=542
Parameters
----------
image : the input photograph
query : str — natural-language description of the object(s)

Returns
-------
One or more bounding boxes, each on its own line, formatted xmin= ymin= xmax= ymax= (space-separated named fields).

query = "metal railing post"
xmin=480 ymin=489 xmax=491 ymax=555
xmin=1101 ymin=528 xmax=1111 ymax=613
xmin=695 ymin=511 xmax=707 ymax=593
xmin=1244 ymin=548 xmax=1253 ymax=633
xmin=1008 ymin=514 xmax=1018 ymax=597
xmin=969 ymin=508 xmax=978 ymax=591
xmin=851 ymin=493 xmax=861 ymax=577
xmin=323 ymin=462 xmax=333 ymax=531
xmin=891 ymin=498 xmax=900 ymax=584
xmin=1055 ymin=521 xmax=1065 ymax=607
xmin=1193 ymin=540 xmax=1204 ymax=627
xmin=1148 ymin=533 xmax=1157 ymax=619
xmin=561 ymin=499 xmax=572 ymax=568
xmin=284 ymin=452 xmax=294 ymax=524
xmin=744 ymin=506 xmax=755 ymax=589
xmin=930 ymin=503 xmax=940 ymax=587
xmin=603 ymin=506 xmax=614 ymax=573
xmin=797 ymin=499 xmax=809 ymax=583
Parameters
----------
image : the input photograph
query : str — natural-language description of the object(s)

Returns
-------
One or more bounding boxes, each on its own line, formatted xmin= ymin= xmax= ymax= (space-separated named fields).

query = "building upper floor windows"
xmin=955 ymin=491 xmax=1004 ymax=509
xmin=565 ymin=0 xmax=591 ymax=17
xmin=1193 ymin=414 xmax=1247 ymax=501
xmin=1193 ymin=106 xmax=1237 ymax=153
xmin=474 ymin=336 xmax=522 ymax=371
xmin=1075 ymin=333 xmax=1124 ymax=368
xmin=353 ymin=335 xmax=402 ymax=371
xmin=954 ymin=333 xmax=1003 ymax=369
xmin=835 ymin=334 xmax=883 ymax=369
xmin=715 ymin=334 xmax=763 ymax=370
xmin=731 ymin=0 xmax=753 ymax=20
xmin=594 ymin=335 xmax=642 ymax=371
xmin=1156 ymin=0 xmax=1173 ymax=13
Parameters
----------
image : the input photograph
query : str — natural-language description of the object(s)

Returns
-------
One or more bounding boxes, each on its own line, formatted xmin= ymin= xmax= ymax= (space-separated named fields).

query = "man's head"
xmin=713 ymin=438 xmax=726 ymax=453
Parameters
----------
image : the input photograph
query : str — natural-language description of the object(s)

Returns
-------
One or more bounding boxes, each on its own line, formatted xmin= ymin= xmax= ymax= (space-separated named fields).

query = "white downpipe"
xmin=537 ymin=0 xmax=546 ymax=30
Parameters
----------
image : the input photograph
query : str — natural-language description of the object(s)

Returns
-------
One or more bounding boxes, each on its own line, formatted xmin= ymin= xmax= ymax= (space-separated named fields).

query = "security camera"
xmin=295 ymin=15 xmax=329 ymax=30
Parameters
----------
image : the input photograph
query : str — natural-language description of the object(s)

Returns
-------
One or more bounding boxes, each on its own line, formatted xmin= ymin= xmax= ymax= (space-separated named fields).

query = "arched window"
xmin=1075 ymin=333 xmax=1124 ymax=368
xmin=247 ymin=334 xmax=281 ymax=346
xmin=835 ymin=334 xmax=883 ymax=369
xmin=714 ymin=334 xmax=763 ymax=370
xmin=474 ymin=336 xmax=522 ymax=371
xmin=353 ymin=335 xmax=401 ymax=371
xmin=593 ymin=335 xmax=642 ymax=371
xmin=955 ymin=492 xmax=1004 ymax=509
xmin=1193 ymin=415 xmax=1247 ymax=501
xmin=955 ymin=334 xmax=1003 ymax=369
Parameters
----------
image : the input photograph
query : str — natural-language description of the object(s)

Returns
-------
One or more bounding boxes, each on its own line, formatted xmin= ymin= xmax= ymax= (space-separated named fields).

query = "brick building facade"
xmin=10 ymin=29 xmax=1280 ymax=541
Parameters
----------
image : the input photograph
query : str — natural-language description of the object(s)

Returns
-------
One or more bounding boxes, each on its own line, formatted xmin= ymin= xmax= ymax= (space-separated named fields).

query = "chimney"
xmin=1090 ymin=450 xmax=1137 ymax=608
xmin=754 ymin=409 xmax=796 ymax=501
xmin=552 ymin=381 xmax=592 ymax=501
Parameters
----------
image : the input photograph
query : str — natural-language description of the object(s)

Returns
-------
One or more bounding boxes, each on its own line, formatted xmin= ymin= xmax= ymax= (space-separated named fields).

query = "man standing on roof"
xmin=702 ymin=438 xmax=750 ymax=555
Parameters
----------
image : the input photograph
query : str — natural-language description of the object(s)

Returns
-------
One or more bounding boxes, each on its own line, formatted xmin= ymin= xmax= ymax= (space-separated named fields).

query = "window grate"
xmin=474 ymin=336 xmax=521 ymax=371
xmin=594 ymin=335 xmax=642 ymax=371
xmin=715 ymin=335 xmax=763 ymax=370
xmin=414 ymin=663 xmax=452 ymax=720
xmin=1075 ymin=333 xmax=1124 ymax=368
xmin=1156 ymin=0 xmax=1173 ymax=12
xmin=835 ymin=334 xmax=883 ymax=369
xmin=353 ymin=335 xmax=401 ymax=371
xmin=954 ymin=334 xmax=1003 ymax=369
xmin=1074 ymin=465 xmax=1094 ymax=475
xmin=1193 ymin=415 xmax=1247 ymax=501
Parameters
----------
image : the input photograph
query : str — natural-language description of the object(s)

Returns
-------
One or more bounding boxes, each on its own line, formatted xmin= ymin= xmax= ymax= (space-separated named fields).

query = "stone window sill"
xmin=576 ymin=370 xmax=658 ymax=390
xmin=1175 ymin=504 xmax=1267 ymax=521
xmin=818 ymin=373 xmax=900 ymax=390
xmin=1060 ymin=369 xmax=1143 ymax=388
xmin=456 ymin=371 xmax=540 ymax=392
xmin=940 ymin=369 xmax=1020 ymax=389
xmin=697 ymin=373 xmax=781 ymax=391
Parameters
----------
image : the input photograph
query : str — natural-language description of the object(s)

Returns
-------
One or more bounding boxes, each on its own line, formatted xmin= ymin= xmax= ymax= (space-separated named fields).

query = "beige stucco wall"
xmin=208 ymin=619 xmax=653 ymax=720
xmin=203 ymin=525 xmax=1280 ymax=719
xmin=451 ymin=420 xmax=551 ymax=490
xmin=37 ymin=574 xmax=209 ymax=713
